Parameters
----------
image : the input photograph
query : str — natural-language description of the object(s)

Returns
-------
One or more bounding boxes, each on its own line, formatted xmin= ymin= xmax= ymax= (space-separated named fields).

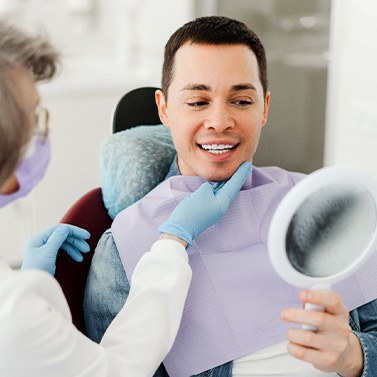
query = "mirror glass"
xmin=286 ymin=182 xmax=377 ymax=277
xmin=268 ymin=166 xmax=377 ymax=289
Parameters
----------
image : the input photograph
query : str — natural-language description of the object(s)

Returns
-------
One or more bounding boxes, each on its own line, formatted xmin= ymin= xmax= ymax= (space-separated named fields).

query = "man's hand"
xmin=21 ymin=224 xmax=91 ymax=276
xmin=159 ymin=162 xmax=252 ymax=246
xmin=281 ymin=289 xmax=363 ymax=377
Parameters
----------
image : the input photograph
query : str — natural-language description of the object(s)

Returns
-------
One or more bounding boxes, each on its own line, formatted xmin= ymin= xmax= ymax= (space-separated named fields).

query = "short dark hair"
xmin=0 ymin=21 xmax=60 ymax=187
xmin=161 ymin=16 xmax=268 ymax=100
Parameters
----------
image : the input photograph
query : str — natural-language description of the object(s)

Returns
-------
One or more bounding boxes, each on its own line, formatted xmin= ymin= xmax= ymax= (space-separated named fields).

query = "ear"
xmin=261 ymin=91 xmax=271 ymax=127
xmin=0 ymin=174 xmax=19 ymax=194
xmin=155 ymin=89 xmax=169 ymax=127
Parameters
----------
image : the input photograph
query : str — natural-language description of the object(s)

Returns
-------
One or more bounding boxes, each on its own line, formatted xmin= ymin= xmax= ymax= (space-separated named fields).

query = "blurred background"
xmin=1 ymin=0 xmax=377 ymax=266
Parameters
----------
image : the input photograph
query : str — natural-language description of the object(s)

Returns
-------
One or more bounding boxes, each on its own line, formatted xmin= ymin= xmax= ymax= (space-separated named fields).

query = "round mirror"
xmin=268 ymin=166 xmax=377 ymax=289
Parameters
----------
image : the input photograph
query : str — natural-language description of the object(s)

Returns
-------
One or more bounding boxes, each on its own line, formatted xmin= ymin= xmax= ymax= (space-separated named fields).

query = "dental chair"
xmin=54 ymin=86 xmax=163 ymax=334
xmin=55 ymin=188 xmax=112 ymax=333
xmin=112 ymin=86 xmax=161 ymax=133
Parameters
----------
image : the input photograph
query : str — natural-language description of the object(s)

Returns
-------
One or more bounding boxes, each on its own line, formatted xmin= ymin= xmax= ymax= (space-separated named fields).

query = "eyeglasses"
xmin=21 ymin=105 xmax=50 ymax=159
xmin=35 ymin=105 xmax=49 ymax=142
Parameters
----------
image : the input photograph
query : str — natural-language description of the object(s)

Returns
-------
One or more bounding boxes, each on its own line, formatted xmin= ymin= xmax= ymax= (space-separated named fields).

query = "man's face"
xmin=156 ymin=43 xmax=270 ymax=181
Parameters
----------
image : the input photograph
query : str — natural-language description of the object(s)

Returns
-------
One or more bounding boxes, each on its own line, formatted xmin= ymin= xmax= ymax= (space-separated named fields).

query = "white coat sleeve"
xmin=0 ymin=239 xmax=191 ymax=377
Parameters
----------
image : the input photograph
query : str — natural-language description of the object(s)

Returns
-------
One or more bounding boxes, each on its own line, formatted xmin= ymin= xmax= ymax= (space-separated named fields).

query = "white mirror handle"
xmin=302 ymin=282 xmax=330 ymax=331
xmin=302 ymin=303 xmax=325 ymax=331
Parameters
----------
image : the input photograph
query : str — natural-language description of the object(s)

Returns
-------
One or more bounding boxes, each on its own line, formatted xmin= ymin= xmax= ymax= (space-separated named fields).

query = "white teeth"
xmin=206 ymin=149 xmax=229 ymax=154
xmin=200 ymin=144 xmax=236 ymax=155
xmin=201 ymin=144 xmax=235 ymax=150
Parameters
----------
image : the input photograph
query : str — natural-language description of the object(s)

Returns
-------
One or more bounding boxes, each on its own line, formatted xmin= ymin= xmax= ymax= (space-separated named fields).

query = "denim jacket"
xmin=83 ymin=230 xmax=377 ymax=377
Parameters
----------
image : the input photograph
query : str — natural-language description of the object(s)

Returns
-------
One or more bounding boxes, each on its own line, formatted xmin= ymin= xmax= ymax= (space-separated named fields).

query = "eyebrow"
xmin=181 ymin=84 xmax=210 ymax=92
xmin=181 ymin=83 xmax=256 ymax=92
xmin=232 ymin=83 xmax=256 ymax=92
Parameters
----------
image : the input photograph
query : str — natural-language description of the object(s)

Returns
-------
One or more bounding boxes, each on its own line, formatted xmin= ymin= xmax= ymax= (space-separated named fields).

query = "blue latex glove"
xmin=21 ymin=224 xmax=91 ymax=276
xmin=159 ymin=162 xmax=252 ymax=246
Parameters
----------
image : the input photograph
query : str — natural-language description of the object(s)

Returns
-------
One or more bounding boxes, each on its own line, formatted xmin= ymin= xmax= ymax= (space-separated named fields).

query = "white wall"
xmin=325 ymin=0 xmax=377 ymax=179
xmin=0 ymin=0 xmax=194 ymax=267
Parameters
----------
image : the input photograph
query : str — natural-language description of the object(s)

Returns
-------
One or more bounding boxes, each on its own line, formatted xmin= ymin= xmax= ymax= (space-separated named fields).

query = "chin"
xmin=199 ymin=168 xmax=235 ymax=182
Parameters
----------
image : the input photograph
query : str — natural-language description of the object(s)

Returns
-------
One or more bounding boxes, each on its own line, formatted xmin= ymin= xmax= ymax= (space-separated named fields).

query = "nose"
xmin=203 ymin=103 xmax=235 ymax=132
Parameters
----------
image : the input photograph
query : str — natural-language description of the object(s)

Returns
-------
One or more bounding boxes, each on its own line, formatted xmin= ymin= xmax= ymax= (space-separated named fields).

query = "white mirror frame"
xmin=268 ymin=166 xmax=377 ymax=289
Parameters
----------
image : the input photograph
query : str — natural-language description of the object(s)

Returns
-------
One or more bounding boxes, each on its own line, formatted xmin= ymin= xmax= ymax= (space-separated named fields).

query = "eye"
xmin=231 ymin=99 xmax=253 ymax=107
xmin=186 ymin=101 xmax=209 ymax=108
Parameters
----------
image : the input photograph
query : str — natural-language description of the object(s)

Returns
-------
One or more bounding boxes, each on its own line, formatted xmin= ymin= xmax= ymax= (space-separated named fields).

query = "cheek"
xmin=170 ymin=118 xmax=197 ymax=145
xmin=170 ymin=127 xmax=191 ymax=154
xmin=240 ymin=115 xmax=262 ymax=138
xmin=250 ymin=125 xmax=262 ymax=145
xmin=241 ymin=123 xmax=263 ymax=154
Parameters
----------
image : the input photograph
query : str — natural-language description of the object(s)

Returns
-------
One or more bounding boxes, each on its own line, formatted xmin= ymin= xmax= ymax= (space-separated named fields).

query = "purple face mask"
xmin=0 ymin=136 xmax=51 ymax=208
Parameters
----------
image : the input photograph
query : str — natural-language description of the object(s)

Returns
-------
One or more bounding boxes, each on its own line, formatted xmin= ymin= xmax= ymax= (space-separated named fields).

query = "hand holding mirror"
xmin=268 ymin=166 xmax=377 ymax=329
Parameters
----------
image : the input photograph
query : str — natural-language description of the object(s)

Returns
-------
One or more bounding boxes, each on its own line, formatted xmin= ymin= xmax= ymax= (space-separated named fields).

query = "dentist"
xmin=0 ymin=21 xmax=251 ymax=377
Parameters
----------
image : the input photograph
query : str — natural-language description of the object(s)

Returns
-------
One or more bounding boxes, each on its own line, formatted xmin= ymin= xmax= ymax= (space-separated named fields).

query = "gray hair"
xmin=0 ymin=21 xmax=60 ymax=187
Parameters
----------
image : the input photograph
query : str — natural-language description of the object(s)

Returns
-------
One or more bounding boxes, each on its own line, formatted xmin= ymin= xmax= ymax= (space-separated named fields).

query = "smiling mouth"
xmin=198 ymin=143 xmax=239 ymax=154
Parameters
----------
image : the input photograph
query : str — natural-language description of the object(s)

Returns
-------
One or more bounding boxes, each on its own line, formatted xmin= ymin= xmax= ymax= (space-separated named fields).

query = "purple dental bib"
xmin=112 ymin=167 xmax=377 ymax=377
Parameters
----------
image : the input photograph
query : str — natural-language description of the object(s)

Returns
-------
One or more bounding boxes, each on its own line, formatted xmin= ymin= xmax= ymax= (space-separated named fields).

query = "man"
xmin=0 ymin=20 xmax=251 ymax=377
xmin=84 ymin=16 xmax=377 ymax=377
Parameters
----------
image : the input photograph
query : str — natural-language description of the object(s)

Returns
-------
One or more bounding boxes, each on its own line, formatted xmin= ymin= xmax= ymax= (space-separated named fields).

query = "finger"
xmin=43 ymin=225 xmax=70 ymax=255
xmin=62 ymin=237 xmax=90 ymax=253
xmin=300 ymin=290 xmax=348 ymax=316
xmin=27 ymin=224 xmax=60 ymax=247
xmin=216 ymin=162 xmax=252 ymax=202
xmin=288 ymin=341 xmax=346 ymax=373
xmin=212 ymin=181 xmax=225 ymax=193
xmin=63 ymin=224 xmax=91 ymax=240
xmin=287 ymin=327 xmax=350 ymax=353
xmin=287 ymin=341 xmax=325 ymax=366
xmin=287 ymin=327 xmax=326 ymax=350
xmin=281 ymin=307 xmax=331 ymax=331
xmin=194 ymin=182 xmax=215 ymax=198
xmin=61 ymin=243 xmax=84 ymax=262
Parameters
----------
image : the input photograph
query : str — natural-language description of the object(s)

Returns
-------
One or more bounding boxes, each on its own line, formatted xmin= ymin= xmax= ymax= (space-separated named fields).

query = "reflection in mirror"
xmin=286 ymin=183 xmax=377 ymax=277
